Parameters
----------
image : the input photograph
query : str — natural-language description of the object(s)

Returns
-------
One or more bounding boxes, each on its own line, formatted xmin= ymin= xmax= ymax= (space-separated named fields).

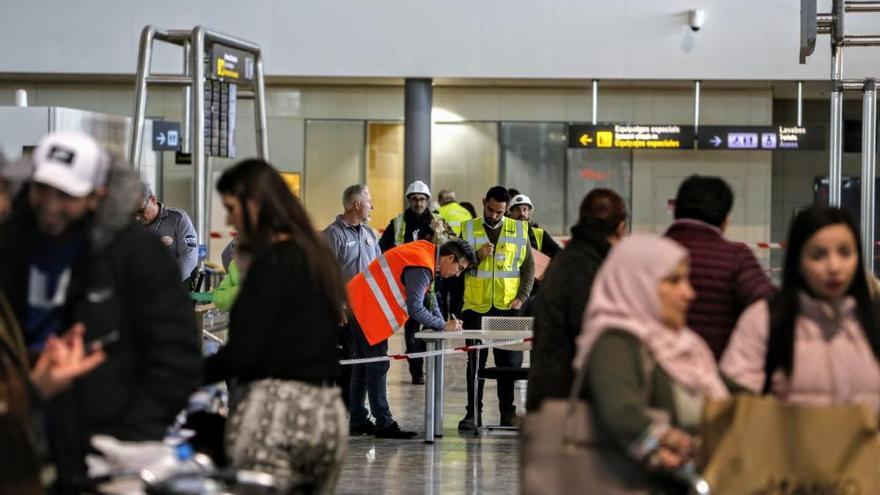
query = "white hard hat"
xmin=509 ymin=194 xmax=533 ymax=210
xmin=405 ymin=180 xmax=432 ymax=199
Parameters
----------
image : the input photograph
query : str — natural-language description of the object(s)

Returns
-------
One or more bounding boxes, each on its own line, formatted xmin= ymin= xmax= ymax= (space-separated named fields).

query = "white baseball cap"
xmin=32 ymin=131 xmax=109 ymax=198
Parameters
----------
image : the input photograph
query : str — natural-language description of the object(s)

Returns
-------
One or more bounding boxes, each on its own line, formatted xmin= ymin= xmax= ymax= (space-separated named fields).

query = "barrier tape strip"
xmin=338 ymin=337 xmax=533 ymax=366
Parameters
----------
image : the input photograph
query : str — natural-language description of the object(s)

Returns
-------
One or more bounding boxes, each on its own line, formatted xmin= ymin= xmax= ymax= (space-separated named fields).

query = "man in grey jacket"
xmin=135 ymin=184 xmax=199 ymax=282
xmin=325 ymin=184 xmax=420 ymax=438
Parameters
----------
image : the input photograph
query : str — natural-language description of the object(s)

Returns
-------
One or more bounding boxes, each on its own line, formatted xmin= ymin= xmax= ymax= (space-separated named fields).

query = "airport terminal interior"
xmin=1 ymin=0 xmax=879 ymax=494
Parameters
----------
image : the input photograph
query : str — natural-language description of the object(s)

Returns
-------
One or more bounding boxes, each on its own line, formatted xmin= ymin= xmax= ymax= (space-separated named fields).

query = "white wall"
xmin=0 ymin=0 xmax=876 ymax=80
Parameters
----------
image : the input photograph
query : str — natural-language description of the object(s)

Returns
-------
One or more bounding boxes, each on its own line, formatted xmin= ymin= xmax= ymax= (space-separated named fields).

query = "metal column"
xmin=424 ymin=340 xmax=436 ymax=443
xmin=129 ymin=26 xmax=156 ymax=168
xmin=191 ymin=27 xmax=208 ymax=260
xmin=591 ymin=80 xmax=599 ymax=125
xmin=182 ymin=40 xmax=192 ymax=154
xmin=254 ymin=52 xmax=269 ymax=158
xmin=861 ymin=80 xmax=877 ymax=268
xmin=829 ymin=44 xmax=845 ymax=206
xmin=404 ymin=79 xmax=433 ymax=190
xmin=694 ymin=80 xmax=701 ymax=136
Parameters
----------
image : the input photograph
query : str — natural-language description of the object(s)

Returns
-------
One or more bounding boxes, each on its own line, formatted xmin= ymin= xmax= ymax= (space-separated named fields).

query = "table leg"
xmin=434 ymin=340 xmax=445 ymax=437
xmin=424 ymin=340 xmax=436 ymax=444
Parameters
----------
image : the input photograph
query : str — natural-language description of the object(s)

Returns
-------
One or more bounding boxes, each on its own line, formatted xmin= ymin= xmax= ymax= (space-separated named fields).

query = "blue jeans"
xmin=349 ymin=321 xmax=393 ymax=428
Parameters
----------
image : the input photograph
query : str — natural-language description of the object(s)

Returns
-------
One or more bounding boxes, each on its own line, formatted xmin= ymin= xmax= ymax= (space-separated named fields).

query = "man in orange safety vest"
xmin=348 ymin=238 xmax=477 ymax=346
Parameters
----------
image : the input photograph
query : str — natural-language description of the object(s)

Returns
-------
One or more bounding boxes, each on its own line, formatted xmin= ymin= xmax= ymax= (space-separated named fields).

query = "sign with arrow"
xmin=568 ymin=124 xmax=695 ymax=150
xmin=152 ymin=121 xmax=182 ymax=152
xmin=697 ymin=126 xmax=825 ymax=151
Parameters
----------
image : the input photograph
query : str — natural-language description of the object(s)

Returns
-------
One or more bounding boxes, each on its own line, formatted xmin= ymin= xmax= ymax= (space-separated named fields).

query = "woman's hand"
xmin=647 ymin=427 xmax=695 ymax=471
xmin=30 ymin=323 xmax=106 ymax=398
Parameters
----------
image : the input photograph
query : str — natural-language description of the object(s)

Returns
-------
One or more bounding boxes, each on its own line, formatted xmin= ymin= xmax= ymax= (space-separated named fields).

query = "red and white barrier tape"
xmin=338 ymin=337 xmax=533 ymax=366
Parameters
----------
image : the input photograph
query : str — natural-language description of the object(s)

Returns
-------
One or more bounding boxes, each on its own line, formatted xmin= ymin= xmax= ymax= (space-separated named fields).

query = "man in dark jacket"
xmin=525 ymin=188 xmax=627 ymax=411
xmin=378 ymin=180 xmax=451 ymax=384
xmin=0 ymin=131 xmax=201 ymax=492
xmin=664 ymin=175 xmax=775 ymax=359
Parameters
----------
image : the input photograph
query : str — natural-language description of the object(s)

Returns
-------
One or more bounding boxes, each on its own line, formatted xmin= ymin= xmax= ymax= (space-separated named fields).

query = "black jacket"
xmin=378 ymin=208 xmax=436 ymax=252
xmin=0 ymin=163 xmax=200 ymax=488
xmin=525 ymin=217 xmax=611 ymax=411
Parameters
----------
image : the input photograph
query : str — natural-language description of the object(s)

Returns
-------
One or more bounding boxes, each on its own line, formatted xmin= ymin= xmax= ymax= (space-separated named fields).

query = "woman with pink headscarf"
xmin=574 ymin=233 xmax=729 ymax=493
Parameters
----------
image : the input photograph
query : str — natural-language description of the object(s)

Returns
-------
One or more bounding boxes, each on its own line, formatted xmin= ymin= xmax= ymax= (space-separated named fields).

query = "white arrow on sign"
xmin=710 ymin=135 xmax=722 ymax=147
xmin=157 ymin=133 xmax=166 ymax=145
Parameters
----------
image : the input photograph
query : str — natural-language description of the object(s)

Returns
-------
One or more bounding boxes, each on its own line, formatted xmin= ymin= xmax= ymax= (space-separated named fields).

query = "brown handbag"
xmin=520 ymin=349 xmax=669 ymax=495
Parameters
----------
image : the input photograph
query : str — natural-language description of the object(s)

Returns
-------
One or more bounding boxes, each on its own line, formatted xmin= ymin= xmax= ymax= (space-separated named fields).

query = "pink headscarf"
xmin=574 ymin=234 xmax=729 ymax=400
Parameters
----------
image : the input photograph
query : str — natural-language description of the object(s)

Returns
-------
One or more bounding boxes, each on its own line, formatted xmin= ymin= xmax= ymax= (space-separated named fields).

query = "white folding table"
xmin=415 ymin=329 xmax=533 ymax=443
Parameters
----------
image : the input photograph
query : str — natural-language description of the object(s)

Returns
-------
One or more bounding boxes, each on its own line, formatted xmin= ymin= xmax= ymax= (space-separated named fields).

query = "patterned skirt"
xmin=226 ymin=379 xmax=348 ymax=494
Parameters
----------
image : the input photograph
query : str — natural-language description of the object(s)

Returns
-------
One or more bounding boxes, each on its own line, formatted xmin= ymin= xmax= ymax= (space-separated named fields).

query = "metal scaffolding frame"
xmin=802 ymin=0 xmax=880 ymax=266
xmin=128 ymin=26 xmax=269 ymax=262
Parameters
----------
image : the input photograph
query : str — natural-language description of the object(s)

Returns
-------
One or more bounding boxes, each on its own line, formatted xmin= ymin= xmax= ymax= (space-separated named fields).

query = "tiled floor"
xmin=336 ymin=334 xmax=526 ymax=494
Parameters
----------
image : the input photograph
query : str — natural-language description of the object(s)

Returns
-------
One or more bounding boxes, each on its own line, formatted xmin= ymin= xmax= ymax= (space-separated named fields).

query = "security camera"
xmin=688 ymin=8 xmax=705 ymax=32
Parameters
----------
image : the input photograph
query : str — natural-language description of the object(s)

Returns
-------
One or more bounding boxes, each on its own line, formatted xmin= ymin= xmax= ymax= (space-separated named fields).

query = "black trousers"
xmin=336 ymin=321 xmax=354 ymax=411
xmin=437 ymin=275 xmax=465 ymax=320
xmin=462 ymin=308 xmax=523 ymax=417
xmin=403 ymin=318 xmax=425 ymax=379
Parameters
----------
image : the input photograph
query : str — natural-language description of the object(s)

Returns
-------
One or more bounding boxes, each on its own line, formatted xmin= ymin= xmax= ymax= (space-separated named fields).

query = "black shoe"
xmin=374 ymin=421 xmax=418 ymax=439
xmin=412 ymin=375 xmax=425 ymax=385
xmin=349 ymin=421 xmax=376 ymax=436
xmin=457 ymin=415 xmax=476 ymax=432
xmin=500 ymin=412 xmax=520 ymax=428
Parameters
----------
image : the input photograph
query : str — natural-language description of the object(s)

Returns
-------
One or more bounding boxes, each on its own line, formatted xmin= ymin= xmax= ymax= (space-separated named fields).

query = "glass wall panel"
xmin=304 ymin=120 xmax=364 ymax=230
xmin=367 ymin=122 xmax=405 ymax=231
xmin=566 ymin=149 xmax=632 ymax=230
xmin=499 ymin=122 xmax=567 ymax=235
xmin=432 ymin=122 xmax=499 ymax=209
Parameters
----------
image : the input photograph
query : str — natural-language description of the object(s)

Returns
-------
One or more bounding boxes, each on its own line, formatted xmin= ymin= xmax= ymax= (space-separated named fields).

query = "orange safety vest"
xmin=347 ymin=240 xmax=437 ymax=345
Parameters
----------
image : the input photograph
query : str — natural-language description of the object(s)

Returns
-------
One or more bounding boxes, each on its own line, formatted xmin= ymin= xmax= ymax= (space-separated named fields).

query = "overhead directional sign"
xmin=568 ymin=124 xmax=695 ymax=150
xmin=697 ymin=126 xmax=825 ymax=151
xmin=212 ymin=44 xmax=255 ymax=83
xmin=152 ymin=121 xmax=181 ymax=151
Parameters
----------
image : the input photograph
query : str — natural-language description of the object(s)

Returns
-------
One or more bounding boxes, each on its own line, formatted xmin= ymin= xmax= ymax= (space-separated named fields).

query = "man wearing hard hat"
xmin=378 ymin=180 xmax=453 ymax=384
xmin=508 ymin=193 xmax=562 ymax=259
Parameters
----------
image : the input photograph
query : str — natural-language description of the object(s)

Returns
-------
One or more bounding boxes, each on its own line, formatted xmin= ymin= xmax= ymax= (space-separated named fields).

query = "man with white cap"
xmin=378 ymin=180 xmax=452 ymax=384
xmin=0 ymin=131 xmax=200 ymax=492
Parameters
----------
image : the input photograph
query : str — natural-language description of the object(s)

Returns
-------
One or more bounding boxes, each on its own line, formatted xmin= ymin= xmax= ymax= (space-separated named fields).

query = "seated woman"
xmin=575 ymin=234 xmax=729 ymax=493
xmin=204 ymin=159 xmax=348 ymax=493
xmin=721 ymin=207 xmax=880 ymax=412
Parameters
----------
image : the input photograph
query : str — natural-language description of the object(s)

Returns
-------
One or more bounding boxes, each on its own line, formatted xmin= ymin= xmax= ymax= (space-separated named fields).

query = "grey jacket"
xmin=147 ymin=203 xmax=199 ymax=280
xmin=323 ymin=215 xmax=381 ymax=282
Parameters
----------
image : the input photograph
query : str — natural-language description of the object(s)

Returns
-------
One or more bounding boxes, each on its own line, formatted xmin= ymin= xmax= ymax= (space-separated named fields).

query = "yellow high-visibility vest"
xmin=392 ymin=212 xmax=451 ymax=246
xmin=532 ymin=226 xmax=544 ymax=252
xmin=438 ymin=202 xmax=474 ymax=236
xmin=461 ymin=216 xmax=529 ymax=313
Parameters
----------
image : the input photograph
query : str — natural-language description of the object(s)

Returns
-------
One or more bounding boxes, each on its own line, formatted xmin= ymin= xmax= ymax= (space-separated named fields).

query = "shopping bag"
xmin=700 ymin=395 xmax=880 ymax=495
xmin=520 ymin=397 xmax=660 ymax=495
xmin=521 ymin=349 xmax=668 ymax=495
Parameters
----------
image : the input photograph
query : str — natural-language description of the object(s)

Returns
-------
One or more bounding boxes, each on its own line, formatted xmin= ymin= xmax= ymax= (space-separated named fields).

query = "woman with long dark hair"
xmin=204 ymin=159 xmax=348 ymax=493
xmin=721 ymin=207 xmax=880 ymax=412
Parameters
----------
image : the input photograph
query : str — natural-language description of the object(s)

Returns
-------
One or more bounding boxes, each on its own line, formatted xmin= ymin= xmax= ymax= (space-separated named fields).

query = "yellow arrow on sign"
xmin=579 ymin=134 xmax=593 ymax=146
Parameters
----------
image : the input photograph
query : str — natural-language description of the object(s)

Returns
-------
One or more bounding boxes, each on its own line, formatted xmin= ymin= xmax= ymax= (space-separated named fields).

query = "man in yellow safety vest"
xmin=437 ymin=189 xmax=474 ymax=237
xmin=457 ymin=186 xmax=535 ymax=431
